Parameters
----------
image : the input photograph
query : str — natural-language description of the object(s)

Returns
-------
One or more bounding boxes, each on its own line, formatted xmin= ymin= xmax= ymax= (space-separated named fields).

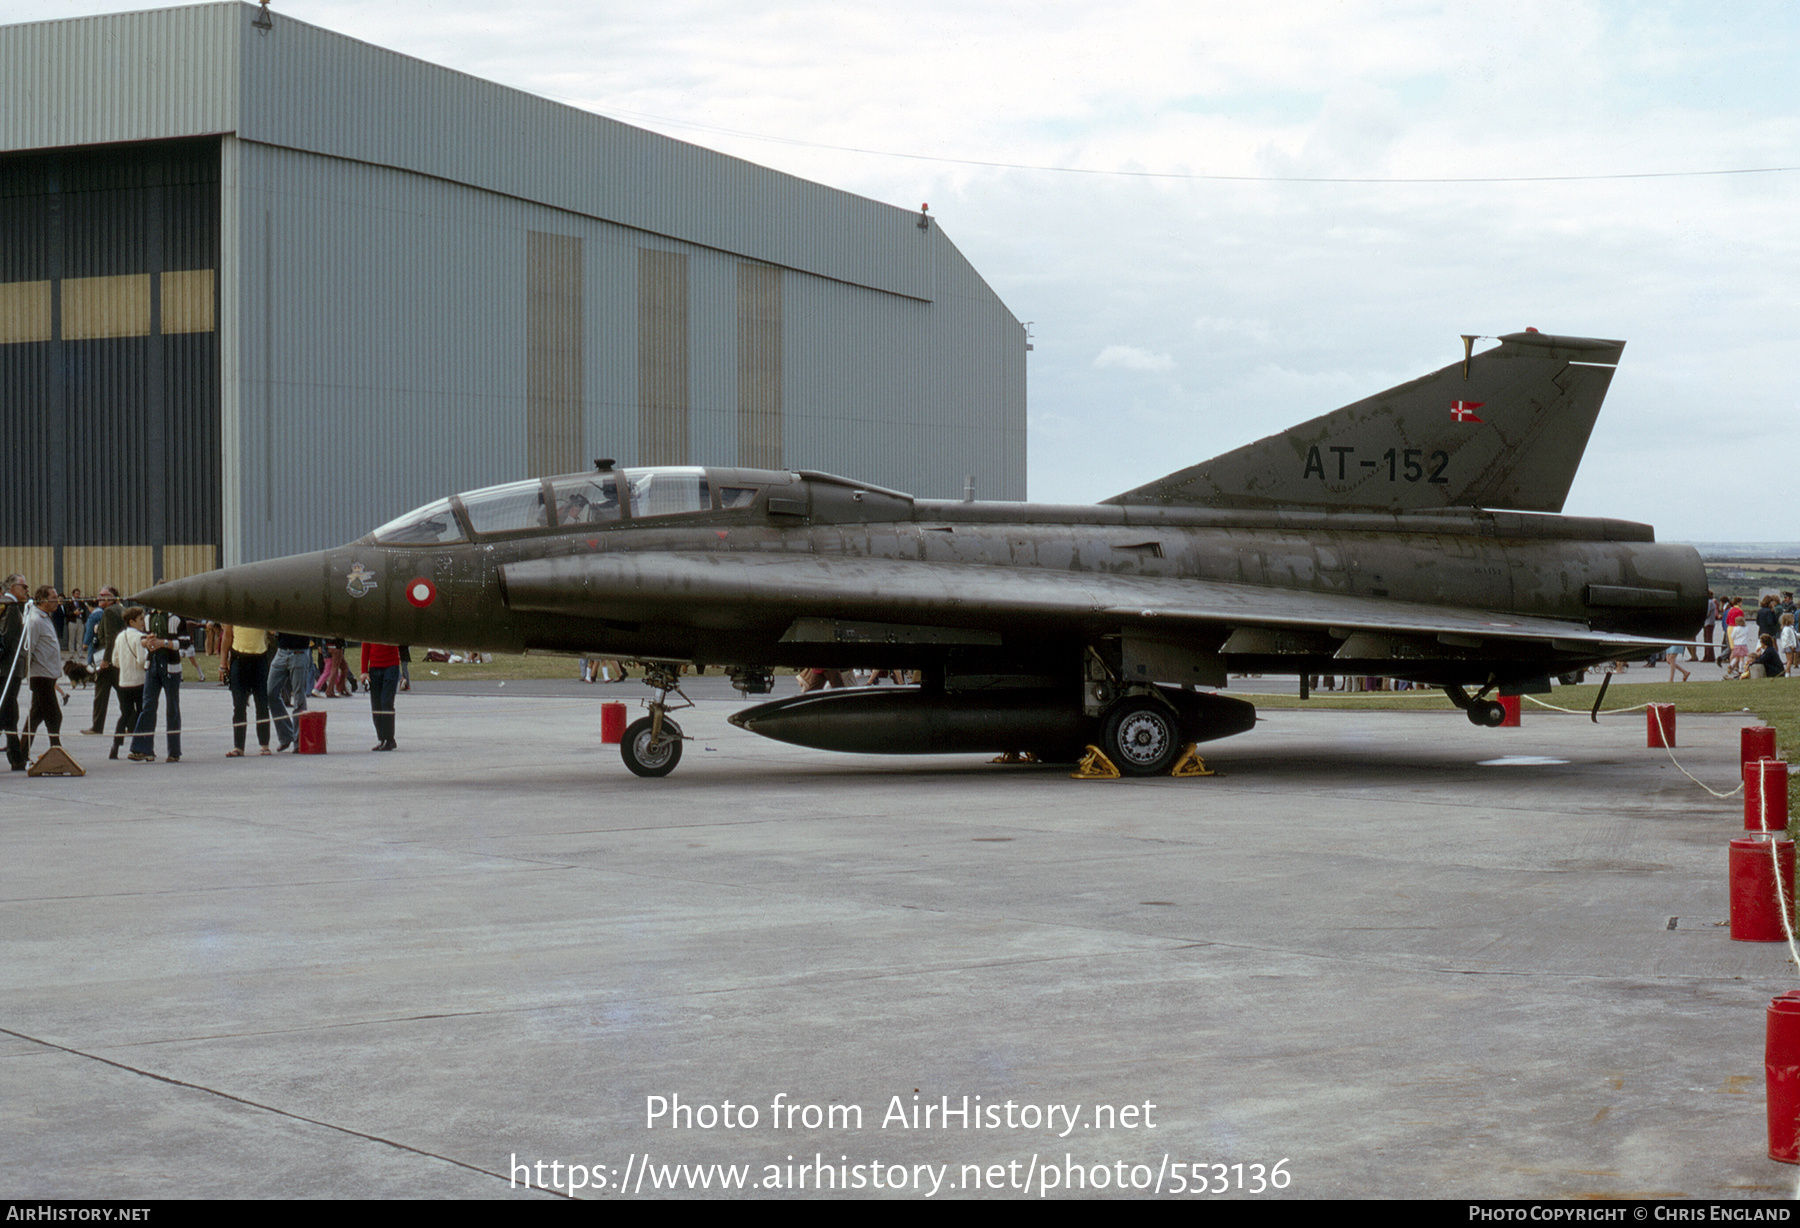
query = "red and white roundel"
xmin=405 ymin=577 xmax=437 ymax=608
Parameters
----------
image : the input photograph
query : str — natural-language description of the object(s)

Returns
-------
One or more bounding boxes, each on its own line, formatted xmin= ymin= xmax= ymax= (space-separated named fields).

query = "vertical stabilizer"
xmin=1105 ymin=332 xmax=1624 ymax=513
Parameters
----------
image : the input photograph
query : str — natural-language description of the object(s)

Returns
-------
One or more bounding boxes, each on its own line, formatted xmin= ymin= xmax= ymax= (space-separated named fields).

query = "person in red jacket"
xmin=360 ymin=642 xmax=401 ymax=751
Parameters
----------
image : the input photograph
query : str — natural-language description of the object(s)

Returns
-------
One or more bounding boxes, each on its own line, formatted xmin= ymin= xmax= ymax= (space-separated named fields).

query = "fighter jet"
xmin=139 ymin=330 xmax=1704 ymax=777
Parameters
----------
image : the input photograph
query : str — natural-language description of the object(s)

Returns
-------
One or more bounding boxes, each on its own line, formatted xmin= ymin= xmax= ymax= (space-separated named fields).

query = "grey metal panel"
xmin=686 ymin=253 xmax=735 ymax=471
xmin=0 ymin=2 xmax=238 ymax=152
xmin=920 ymin=230 xmax=1028 ymax=501
xmin=772 ymin=227 xmax=1025 ymax=503
xmin=737 ymin=262 xmax=782 ymax=469
xmin=585 ymin=235 xmax=637 ymax=473
xmin=229 ymin=140 xmax=529 ymax=561
xmin=218 ymin=146 xmax=1023 ymax=560
xmin=217 ymin=154 xmax=1022 ymax=556
xmin=238 ymin=9 xmax=931 ymax=301
xmin=526 ymin=231 xmax=583 ymax=477
xmin=217 ymin=133 xmax=243 ymax=567
xmin=637 ymin=248 xmax=689 ymax=466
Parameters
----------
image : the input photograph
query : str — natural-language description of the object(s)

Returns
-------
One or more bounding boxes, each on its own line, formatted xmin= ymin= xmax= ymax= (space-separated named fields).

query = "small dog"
xmin=62 ymin=660 xmax=93 ymax=689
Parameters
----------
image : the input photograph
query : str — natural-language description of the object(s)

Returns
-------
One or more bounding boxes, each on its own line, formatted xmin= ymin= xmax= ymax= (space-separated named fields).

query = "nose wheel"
xmin=622 ymin=715 xmax=684 ymax=777
xmin=621 ymin=664 xmax=693 ymax=777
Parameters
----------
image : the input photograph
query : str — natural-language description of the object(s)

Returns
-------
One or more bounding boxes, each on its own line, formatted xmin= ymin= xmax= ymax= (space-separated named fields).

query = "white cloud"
xmin=1093 ymin=345 xmax=1175 ymax=372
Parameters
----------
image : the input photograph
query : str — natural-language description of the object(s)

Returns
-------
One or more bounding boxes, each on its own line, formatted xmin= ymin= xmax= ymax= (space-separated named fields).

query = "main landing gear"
xmin=621 ymin=664 xmax=692 ymax=777
xmin=1100 ymin=695 xmax=1184 ymax=776
xmin=1443 ymin=684 xmax=1507 ymax=728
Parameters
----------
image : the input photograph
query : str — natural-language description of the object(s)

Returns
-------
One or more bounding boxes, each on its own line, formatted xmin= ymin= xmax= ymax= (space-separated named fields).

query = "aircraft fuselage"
xmin=152 ymin=481 xmax=1703 ymax=690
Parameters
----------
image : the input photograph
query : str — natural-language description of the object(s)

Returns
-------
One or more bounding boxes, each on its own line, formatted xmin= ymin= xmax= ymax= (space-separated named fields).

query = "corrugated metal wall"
xmin=0 ymin=3 xmax=237 ymax=153
xmin=637 ymin=248 xmax=690 ymax=466
xmin=234 ymin=6 xmax=931 ymax=304
xmin=228 ymin=139 xmax=527 ymax=560
xmin=526 ymin=230 xmax=584 ymax=477
xmin=778 ymin=235 xmax=1027 ymax=502
xmin=736 ymin=262 xmax=783 ymax=470
xmin=0 ymin=137 xmax=222 ymax=594
xmin=228 ymin=135 xmax=1024 ymax=561
xmin=0 ymin=3 xmax=931 ymax=302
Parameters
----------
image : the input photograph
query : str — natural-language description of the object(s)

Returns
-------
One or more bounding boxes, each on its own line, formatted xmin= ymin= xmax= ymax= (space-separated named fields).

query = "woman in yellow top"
xmin=223 ymin=623 xmax=273 ymax=756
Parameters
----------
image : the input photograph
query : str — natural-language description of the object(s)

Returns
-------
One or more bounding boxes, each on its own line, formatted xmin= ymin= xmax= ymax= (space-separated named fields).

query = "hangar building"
xmin=0 ymin=2 xmax=1027 ymax=594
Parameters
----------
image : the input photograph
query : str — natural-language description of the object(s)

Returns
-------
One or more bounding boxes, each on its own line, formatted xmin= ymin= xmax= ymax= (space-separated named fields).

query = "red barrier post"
xmin=1746 ymin=760 xmax=1791 ymax=833
xmin=1768 ymin=991 xmax=1800 ymax=1163
xmin=1646 ymin=703 xmax=1676 ymax=748
xmin=1730 ymin=835 xmax=1796 ymax=941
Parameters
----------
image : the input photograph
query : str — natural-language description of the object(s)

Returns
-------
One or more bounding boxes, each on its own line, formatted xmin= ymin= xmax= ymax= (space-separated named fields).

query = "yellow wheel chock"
xmin=27 ymin=747 xmax=85 ymax=777
xmin=989 ymin=751 xmax=1042 ymax=764
xmin=1169 ymin=744 xmax=1214 ymax=777
xmin=1071 ymin=745 xmax=1121 ymax=779
xmin=1070 ymin=742 xmax=1215 ymax=780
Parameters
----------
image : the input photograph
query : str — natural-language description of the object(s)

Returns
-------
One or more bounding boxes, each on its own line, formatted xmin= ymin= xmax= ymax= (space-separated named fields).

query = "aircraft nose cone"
xmin=136 ymin=551 xmax=337 ymax=635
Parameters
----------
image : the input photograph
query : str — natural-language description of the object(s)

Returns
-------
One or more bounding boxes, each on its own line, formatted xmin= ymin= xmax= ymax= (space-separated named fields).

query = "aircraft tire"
xmin=1102 ymin=697 xmax=1181 ymax=776
xmin=1468 ymin=700 xmax=1507 ymax=728
xmin=622 ymin=716 xmax=684 ymax=777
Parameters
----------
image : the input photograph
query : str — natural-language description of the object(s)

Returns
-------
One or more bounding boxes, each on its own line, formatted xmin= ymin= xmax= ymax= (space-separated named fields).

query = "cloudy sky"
xmin=6 ymin=0 xmax=1797 ymax=541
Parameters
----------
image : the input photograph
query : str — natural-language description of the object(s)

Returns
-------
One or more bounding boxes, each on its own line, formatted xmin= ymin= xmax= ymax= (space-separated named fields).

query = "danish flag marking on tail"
xmin=1451 ymin=400 xmax=1485 ymax=423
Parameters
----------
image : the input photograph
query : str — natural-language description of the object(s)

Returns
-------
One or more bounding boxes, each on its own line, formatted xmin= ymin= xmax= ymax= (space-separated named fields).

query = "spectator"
xmin=267 ymin=632 xmax=312 ymax=752
xmin=109 ymin=607 xmax=148 ymax=761
xmin=2 ymin=573 xmax=28 ymax=771
xmin=82 ymin=588 xmax=125 ymax=735
xmin=223 ymin=623 xmax=273 ymax=756
xmin=129 ymin=606 xmax=187 ymax=763
xmin=23 ymin=586 xmax=65 ymax=757
xmin=360 ymin=641 xmax=401 ymax=751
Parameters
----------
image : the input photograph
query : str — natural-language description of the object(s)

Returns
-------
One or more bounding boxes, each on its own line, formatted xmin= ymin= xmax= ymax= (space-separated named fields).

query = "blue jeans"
xmin=268 ymin=648 xmax=309 ymax=744
xmin=131 ymin=658 xmax=182 ymax=759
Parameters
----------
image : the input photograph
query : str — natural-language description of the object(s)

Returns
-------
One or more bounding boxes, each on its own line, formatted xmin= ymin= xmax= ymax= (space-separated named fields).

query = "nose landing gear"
xmin=622 ymin=664 xmax=692 ymax=777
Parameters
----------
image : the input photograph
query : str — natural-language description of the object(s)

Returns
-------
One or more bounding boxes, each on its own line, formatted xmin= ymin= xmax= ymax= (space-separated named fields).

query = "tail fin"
xmin=1105 ymin=331 xmax=1625 ymax=513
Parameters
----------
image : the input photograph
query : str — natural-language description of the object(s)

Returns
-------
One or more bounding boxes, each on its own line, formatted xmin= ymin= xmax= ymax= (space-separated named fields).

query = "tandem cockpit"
xmin=366 ymin=464 xmax=917 ymax=545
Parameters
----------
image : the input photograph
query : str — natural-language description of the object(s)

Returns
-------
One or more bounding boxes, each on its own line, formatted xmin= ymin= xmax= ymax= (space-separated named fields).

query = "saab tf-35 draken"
xmin=140 ymin=330 xmax=1705 ymax=777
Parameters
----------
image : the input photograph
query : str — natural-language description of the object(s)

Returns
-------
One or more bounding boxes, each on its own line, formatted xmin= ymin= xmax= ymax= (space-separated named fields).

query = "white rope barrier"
xmin=1644 ymin=704 xmax=1746 ymax=800
xmin=1522 ymin=693 xmax=1653 ymax=717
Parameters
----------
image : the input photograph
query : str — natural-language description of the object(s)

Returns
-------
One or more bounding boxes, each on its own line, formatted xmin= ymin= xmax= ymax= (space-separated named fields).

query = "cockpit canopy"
xmin=369 ymin=465 xmax=905 ymax=545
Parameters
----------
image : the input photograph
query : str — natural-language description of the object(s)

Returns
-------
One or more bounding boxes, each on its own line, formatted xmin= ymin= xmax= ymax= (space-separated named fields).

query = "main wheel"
xmin=1102 ymin=697 xmax=1182 ymax=776
xmin=622 ymin=715 xmax=684 ymax=777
